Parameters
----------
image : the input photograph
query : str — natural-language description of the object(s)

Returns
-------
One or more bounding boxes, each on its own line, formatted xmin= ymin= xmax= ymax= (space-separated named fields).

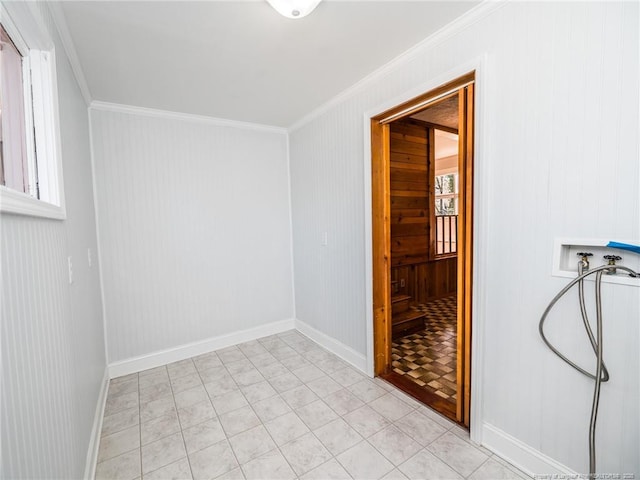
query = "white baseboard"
xmin=482 ymin=422 xmax=577 ymax=478
xmin=108 ymin=319 xmax=296 ymax=378
xmin=84 ymin=367 xmax=109 ymax=480
xmin=294 ymin=318 xmax=368 ymax=374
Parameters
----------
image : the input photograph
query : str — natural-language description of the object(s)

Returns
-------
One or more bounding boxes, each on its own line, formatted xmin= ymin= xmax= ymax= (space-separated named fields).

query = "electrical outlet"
xmin=400 ymin=278 xmax=405 ymax=288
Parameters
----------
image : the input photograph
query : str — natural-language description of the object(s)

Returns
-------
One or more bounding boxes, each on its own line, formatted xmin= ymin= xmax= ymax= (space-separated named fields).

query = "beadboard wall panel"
xmin=0 ymin=4 xmax=106 ymax=479
xmin=90 ymin=109 xmax=294 ymax=363
xmin=289 ymin=1 xmax=638 ymax=475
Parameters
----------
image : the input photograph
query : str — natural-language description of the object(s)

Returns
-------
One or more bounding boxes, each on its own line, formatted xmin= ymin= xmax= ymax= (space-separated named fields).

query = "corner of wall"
xmin=294 ymin=318 xmax=368 ymax=374
xmin=46 ymin=2 xmax=93 ymax=106
xmin=284 ymin=131 xmax=297 ymax=322
xmin=87 ymin=108 xmax=110 ymax=367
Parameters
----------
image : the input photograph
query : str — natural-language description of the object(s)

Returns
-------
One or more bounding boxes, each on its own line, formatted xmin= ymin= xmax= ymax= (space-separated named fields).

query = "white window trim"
xmin=0 ymin=2 xmax=66 ymax=219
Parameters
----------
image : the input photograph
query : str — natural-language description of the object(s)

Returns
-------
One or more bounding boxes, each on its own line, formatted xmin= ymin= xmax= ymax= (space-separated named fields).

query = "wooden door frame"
xmin=370 ymin=72 xmax=475 ymax=426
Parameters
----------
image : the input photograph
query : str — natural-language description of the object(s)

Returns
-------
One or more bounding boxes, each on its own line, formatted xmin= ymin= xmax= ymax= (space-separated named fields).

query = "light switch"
xmin=321 ymin=232 xmax=328 ymax=246
xmin=67 ymin=256 xmax=73 ymax=284
xmin=87 ymin=248 xmax=92 ymax=268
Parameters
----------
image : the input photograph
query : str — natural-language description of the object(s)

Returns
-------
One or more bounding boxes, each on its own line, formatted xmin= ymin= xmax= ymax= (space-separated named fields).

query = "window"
xmin=433 ymin=129 xmax=458 ymax=256
xmin=435 ymin=173 xmax=458 ymax=216
xmin=1 ymin=23 xmax=35 ymax=195
xmin=0 ymin=3 xmax=65 ymax=219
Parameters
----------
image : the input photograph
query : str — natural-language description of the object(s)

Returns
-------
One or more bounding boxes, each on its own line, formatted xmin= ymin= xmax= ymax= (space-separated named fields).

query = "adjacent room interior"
xmin=386 ymin=97 xmax=462 ymax=421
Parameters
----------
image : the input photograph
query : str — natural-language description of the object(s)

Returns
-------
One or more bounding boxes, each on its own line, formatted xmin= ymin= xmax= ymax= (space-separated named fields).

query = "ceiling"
xmin=434 ymin=129 xmax=457 ymax=159
xmin=60 ymin=1 xmax=478 ymax=127
xmin=411 ymin=94 xmax=458 ymax=131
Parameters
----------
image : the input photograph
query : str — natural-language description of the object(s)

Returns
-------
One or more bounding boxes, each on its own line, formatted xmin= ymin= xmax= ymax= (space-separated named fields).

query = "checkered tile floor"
xmin=391 ymin=296 xmax=457 ymax=404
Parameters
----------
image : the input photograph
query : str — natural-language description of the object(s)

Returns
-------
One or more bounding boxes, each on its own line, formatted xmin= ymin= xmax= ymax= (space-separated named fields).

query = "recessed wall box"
xmin=552 ymin=238 xmax=640 ymax=287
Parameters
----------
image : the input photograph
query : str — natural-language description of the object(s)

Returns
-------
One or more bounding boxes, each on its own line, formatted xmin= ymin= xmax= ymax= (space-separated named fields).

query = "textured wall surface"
xmin=90 ymin=109 xmax=295 ymax=363
xmin=289 ymin=1 xmax=638 ymax=474
xmin=0 ymin=4 xmax=106 ymax=478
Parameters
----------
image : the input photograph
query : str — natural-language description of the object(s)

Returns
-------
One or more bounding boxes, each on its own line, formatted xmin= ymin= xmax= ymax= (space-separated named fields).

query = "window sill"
xmin=432 ymin=253 xmax=457 ymax=261
xmin=0 ymin=186 xmax=66 ymax=220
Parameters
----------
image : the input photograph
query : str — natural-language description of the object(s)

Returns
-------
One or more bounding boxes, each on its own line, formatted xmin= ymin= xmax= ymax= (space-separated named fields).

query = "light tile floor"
xmin=96 ymin=330 xmax=529 ymax=480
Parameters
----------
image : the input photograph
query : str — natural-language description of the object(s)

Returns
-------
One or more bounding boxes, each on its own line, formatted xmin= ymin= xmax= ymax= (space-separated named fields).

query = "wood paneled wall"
xmin=390 ymin=119 xmax=456 ymax=302
xmin=390 ymin=120 xmax=429 ymax=266
xmin=392 ymin=260 xmax=457 ymax=303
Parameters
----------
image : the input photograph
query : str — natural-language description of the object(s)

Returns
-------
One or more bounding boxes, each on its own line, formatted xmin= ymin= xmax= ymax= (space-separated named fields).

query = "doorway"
xmin=370 ymin=73 xmax=474 ymax=426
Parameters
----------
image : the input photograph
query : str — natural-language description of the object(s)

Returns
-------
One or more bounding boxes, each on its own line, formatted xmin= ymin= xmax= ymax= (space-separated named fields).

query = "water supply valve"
xmin=577 ymin=252 xmax=593 ymax=272
xmin=603 ymin=255 xmax=622 ymax=275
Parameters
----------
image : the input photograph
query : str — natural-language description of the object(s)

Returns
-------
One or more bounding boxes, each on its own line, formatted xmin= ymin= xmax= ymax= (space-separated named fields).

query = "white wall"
xmin=289 ymin=1 xmax=638 ymax=475
xmin=90 ymin=107 xmax=295 ymax=364
xmin=0 ymin=4 xmax=106 ymax=479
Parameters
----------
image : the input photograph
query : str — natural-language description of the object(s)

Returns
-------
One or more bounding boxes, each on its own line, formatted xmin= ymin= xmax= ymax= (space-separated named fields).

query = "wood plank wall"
xmin=390 ymin=120 xmax=429 ymax=265
xmin=390 ymin=119 xmax=456 ymax=303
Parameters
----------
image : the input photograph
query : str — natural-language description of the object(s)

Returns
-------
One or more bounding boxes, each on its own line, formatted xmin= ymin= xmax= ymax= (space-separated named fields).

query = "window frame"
xmin=434 ymin=172 xmax=459 ymax=216
xmin=0 ymin=3 xmax=65 ymax=219
xmin=429 ymin=128 xmax=459 ymax=260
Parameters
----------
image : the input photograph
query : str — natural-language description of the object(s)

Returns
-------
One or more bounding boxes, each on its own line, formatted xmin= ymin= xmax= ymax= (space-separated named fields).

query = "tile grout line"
xmin=137 ymin=364 xmax=192 ymax=479
xmin=465 ymin=454 xmax=493 ymax=479
xmin=101 ymin=331 xmax=525 ymax=480
xmin=275 ymin=338 xmax=363 ymax=479
xmin=148 ymin=357 xmax=230 ymax=476
xmin=106 ymin=337 xmax=319 ymax=476
xmin=274 ymin=336 xmax=390 ymax=478
xmin=97 ymin=379 xmax=140 ymax=438
xmin=243 ymin=396 xmax=300 ymax=478
xmin=94 ymin=377 xmax=142 ymax=477
xmin=234 ymin=336 xmax=358 ymax=477
xmin=221 ymin=343 xmax=329 ymax=479
xmin=216 ymin=348 xmax=250 ymax=476
xmin=420 ymin=425 xmax=492 ymax=479
xmin=137 ymin=373 xmax=142 ymax=479
xmin=169 ymin=361 xmax=196 ymax=480
xmin=331 ymin=387 xmax=423 ymax=476
xmin=353 ymin=408 xmax=420 ymax=473
xmin=304 ymin=368 xmax=458 ymax=477
xmin=305 ymin=371 xmax=440 ymax=477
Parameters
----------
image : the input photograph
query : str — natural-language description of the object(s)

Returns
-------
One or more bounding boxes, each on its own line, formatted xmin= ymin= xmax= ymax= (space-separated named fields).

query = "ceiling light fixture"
xmin=266 ymin=0 xmax=322 ymax=19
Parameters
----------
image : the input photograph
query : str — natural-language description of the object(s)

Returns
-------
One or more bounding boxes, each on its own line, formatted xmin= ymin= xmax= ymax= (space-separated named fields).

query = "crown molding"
xmin=90 ymin=101 xmax=289 ymax=135
xmin=46 ymin=3 xmax=93 ymax=106
xmin=45 ymin=0 xmax=507 ymax=134
xmin=288 ymin=0 xmax=507 ymax=132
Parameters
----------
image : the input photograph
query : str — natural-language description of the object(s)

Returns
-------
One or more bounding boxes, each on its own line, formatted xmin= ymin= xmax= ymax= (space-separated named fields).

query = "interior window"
xmin=434 ymin=129 xmax=458 ymax=255
xmin=0 ymin=23 xmax=35 ymax=196
xmin=0 ymin=4 xmax=65 ymax=219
